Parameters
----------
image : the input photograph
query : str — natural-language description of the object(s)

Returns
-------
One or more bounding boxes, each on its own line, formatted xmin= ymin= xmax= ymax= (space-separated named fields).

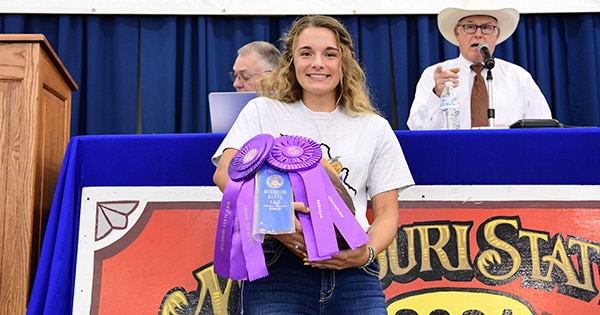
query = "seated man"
xmin=407 ymin=0 xmax=552 ymax=129
xmin=230 ymin=41 xmax=281 ymax=92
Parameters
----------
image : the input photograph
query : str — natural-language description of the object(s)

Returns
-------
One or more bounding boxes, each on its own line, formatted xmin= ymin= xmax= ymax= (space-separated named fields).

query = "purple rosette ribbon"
xmin=214 ymin=134 xmax=273 ymax=281
xmin=267 ymin=135 xmax=368 ymax=261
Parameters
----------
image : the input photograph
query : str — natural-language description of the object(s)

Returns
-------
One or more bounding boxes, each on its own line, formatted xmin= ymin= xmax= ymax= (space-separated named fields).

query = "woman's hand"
xmin=272 ymin=201 xmax=309 ymax=258
xmin=305 ymin=244 xmax=371 ymax=270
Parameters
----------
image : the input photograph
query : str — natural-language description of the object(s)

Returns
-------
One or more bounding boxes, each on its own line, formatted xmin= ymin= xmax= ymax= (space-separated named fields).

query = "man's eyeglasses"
xmin=228 ymin=70 xmax=271 ymax=82
xmin=457 ymin=24 xmax=498 ymax=35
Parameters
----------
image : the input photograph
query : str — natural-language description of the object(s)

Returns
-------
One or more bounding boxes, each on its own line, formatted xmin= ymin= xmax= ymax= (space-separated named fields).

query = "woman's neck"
xmin=302 ymin=93 xmax=337 ymax=112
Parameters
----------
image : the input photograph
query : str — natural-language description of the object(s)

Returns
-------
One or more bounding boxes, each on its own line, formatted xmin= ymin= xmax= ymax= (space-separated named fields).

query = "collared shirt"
xmin=407 ymin=54 xmax=552 ymax=129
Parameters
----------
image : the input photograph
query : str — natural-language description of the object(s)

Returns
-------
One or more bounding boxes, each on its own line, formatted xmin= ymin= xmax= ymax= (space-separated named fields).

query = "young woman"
xmin=212 ymin=15 xmax=414 ymax=314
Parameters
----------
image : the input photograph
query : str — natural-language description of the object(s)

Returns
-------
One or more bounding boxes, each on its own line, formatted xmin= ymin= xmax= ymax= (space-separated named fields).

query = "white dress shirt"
xmin=407 ymin=54 xmax=552 ymax=129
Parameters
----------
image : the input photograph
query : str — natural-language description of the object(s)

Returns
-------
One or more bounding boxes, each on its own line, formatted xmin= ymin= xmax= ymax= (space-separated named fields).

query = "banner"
xmin=74 ymin=185 xmax=600 ymax=314
xmin=1 ymin=0 xmax=599 ymax=15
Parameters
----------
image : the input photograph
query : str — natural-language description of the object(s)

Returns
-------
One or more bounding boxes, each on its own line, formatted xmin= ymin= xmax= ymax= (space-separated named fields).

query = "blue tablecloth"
xmin=27 ymin=128 xmax=600 ymax=314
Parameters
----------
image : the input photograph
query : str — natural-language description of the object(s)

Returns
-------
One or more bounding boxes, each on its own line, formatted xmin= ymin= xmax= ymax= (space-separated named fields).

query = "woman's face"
xmin=293 ymin=26 xmax=342 ymax=101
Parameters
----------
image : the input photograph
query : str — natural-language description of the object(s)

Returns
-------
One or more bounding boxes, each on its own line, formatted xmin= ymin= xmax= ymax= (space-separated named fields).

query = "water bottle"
xmin=440 ymin=81 xmax=460 ymax=130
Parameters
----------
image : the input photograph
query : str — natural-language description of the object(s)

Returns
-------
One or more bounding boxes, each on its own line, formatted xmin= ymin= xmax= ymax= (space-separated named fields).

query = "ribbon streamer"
xmin=288 ymin=172 xmax=331 ymax=261
xmin=267 ymin=135 xmax=368 ymax=260
xmin=318 ymin=166 xmax=369 ymax=250
xmin=213 ymin=134 xmax=273 ymax=280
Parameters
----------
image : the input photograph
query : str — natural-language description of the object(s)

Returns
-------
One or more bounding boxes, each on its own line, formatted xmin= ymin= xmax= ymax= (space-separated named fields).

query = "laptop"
xmin=208 ymin=92 xmax=257 ymax=133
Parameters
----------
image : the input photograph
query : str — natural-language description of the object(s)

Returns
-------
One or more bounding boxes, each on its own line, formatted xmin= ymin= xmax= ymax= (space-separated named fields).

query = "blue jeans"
xmin=237 ymin=237 xmax=386 ymax=315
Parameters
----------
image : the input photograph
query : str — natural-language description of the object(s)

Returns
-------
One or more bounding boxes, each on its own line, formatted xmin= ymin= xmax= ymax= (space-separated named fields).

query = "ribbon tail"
xmin=319 ymin=167 xmax=369 ymax=250
xmin=229 ymin=215 xmax=247 ymax=280
xmin=289 ymin=172 xmax=331 ymax=261
xmin=300 ymin=167 xmax=339 ymax=257
xmin=213 ymin=180 xmax=241 ymax=278
xmin=237 ymin=178 xmax=268 ymax=281
xmin=299 ymin=213 xmax=331 ymax=261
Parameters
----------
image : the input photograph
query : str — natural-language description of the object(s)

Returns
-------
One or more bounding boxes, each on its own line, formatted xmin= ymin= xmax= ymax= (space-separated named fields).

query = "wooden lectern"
xmin=0 ymin=34 xmax=77 ymax=314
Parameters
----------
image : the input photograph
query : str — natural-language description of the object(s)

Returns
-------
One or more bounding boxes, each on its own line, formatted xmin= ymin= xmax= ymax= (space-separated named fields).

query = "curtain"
xmin=1 ymin=13 xmax=599 ymax=132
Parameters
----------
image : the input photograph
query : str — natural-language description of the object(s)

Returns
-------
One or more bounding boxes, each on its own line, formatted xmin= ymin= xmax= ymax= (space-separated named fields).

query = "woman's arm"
xmin=367 ymin=189 xmax=400 ymax=256
xmin=213 ymin=148 xmax=237 ymax=192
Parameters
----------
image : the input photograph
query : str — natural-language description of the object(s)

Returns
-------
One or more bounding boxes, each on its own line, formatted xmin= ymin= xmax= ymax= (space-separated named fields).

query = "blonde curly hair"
xmin=258 ymin=15 xmax=380 ymax=116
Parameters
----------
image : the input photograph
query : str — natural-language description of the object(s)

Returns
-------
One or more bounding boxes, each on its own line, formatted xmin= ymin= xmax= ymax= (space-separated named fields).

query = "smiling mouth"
xmin=309 ymin=74 xmax=329 ymax=78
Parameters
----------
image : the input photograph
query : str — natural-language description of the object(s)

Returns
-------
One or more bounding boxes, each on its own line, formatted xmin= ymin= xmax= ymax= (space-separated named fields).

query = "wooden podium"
xmin=0 ymin=34 xmax=77 ymax=314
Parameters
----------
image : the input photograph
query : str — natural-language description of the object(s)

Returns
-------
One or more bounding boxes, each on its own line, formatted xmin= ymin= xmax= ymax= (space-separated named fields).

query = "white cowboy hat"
xmin=437 ymin=0 xmax=520 ymax=46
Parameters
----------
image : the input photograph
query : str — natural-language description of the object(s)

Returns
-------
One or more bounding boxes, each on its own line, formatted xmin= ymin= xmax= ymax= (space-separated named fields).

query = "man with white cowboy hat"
xmin=407 ymin=0 xmax=552 ymax=129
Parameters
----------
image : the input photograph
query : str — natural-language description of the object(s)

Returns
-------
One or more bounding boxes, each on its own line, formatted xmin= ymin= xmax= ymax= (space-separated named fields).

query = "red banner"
xmin=74 ymin=187 xmax=600 ymax=314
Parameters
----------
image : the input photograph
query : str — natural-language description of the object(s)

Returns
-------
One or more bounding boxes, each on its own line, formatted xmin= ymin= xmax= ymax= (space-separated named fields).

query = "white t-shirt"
xmin=212 ymin=97 xmax=415 ymax=229
xmin=407 ymin=54 xmax=552 ymax=129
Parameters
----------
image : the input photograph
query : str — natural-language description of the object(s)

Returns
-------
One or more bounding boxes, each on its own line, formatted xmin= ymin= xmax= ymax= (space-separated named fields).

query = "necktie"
xmin=470 ymin=64 xmax=488 ymax=127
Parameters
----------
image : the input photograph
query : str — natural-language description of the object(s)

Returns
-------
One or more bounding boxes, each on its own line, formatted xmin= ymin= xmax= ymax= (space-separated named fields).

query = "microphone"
xmin=477 ymin=43 xmax=495 ymax=69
